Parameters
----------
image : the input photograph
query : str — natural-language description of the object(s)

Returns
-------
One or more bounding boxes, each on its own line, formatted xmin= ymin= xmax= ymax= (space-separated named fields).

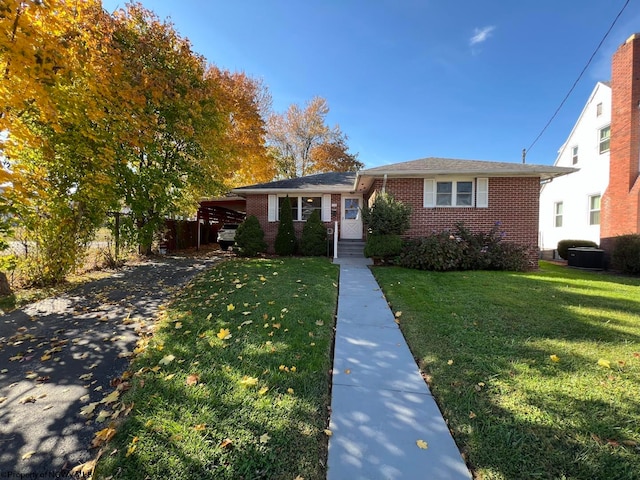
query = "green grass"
xmin=371 ymin=262 xmax=640 ymax=480
xmin=95 ymin=257 xmax=338 ymax=480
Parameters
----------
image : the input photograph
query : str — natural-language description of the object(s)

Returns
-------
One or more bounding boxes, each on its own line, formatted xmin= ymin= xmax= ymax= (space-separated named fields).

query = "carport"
xmin=196 ymin=196 xmax=246 ymax=249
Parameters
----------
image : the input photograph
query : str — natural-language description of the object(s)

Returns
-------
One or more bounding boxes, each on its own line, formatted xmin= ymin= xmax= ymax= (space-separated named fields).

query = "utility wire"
xmin=524 ymin=0 xmax=631 ymax=159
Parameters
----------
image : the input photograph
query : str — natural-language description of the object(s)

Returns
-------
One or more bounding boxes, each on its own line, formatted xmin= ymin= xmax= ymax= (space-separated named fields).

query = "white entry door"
xmin=341 ymin=195 xmax=363 ymax=240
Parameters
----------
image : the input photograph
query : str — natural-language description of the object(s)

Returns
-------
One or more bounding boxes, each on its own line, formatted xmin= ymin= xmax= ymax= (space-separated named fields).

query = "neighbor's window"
xmin=589 ymin=194 xmax=601 ymax=225
xmin=596 ymin=102 xmax=603 ymax=116
xmin=278 ymin=196 xmax=322 ymax=221
xmin=554 ymin=202 xmax=563 ymax=227
xmin=571 ymin=146 xmax=578 ymax=165
xmin=599 ymin=125 xmax=610 ymax=154
xmin=436 ymin=180 xmax=473 ymax=206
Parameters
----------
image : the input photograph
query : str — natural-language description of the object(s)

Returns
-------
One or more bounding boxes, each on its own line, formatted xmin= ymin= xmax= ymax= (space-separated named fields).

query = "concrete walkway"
xmin=327 ymin=258 xmax=472 ymax=480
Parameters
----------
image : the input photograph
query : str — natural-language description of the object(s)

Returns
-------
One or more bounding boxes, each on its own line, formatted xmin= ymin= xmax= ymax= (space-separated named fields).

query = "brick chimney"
xmin=600 ymin=33 xmax=640 ymax=252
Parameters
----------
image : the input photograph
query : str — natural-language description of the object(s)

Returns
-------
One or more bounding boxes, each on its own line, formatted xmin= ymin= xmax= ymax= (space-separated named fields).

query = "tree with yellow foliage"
xmin=0 ymin=1 xmax=274 ymax=281
xmin=1 ymin=0 xmax=123 ymax=284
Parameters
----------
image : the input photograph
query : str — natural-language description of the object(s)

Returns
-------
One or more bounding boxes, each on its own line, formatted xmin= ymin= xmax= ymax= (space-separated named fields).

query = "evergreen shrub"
xmin=234 ymin=215 xmax=267 ymax=257
xmin=611 ymin=234 xmax=640 ymax=275
xmin=275 ymin=196 xmax=297 ymax=256
xmin=300 ymin=210 xmax=327 ymax=256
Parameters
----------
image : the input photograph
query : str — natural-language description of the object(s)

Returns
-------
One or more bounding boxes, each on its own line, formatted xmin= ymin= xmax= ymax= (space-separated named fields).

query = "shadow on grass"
xmin=0 ymin=255 xmax=219 ymax=475
xmin=95 ymin=258 xmax=338 ymax=480
xmin=372 ymin=265 xmax=640 ymax=480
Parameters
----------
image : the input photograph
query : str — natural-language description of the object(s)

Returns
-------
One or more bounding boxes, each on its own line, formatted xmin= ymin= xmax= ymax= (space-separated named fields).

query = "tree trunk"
xmin=0 ymin=272 xmax=12 ymax=296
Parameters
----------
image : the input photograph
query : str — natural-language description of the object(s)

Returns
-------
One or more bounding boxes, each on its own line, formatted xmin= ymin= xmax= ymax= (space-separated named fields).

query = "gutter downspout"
xmin=382 ymin=174 xmax=387 ymax=193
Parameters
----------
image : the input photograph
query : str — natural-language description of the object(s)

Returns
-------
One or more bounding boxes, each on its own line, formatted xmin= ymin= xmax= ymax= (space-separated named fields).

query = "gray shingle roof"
xmin=360 ymin=157 xmax=575 ymax=177
xmin=232 ymin=171 xmax=357 ymax=193
xmin=232 ymin=158 xmax=577 ymax=195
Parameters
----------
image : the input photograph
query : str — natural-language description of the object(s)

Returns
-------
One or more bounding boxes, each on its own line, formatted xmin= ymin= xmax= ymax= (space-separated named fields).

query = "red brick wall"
xmin=369 ymin=177 xmax=541 ymax=263
xmin=245 ymin=194 xmax=341 ymax=253
xmin=245 ymin=177 xmax=541 ymax=263
xmin=601 ymin=33 xmax=640 ymax=252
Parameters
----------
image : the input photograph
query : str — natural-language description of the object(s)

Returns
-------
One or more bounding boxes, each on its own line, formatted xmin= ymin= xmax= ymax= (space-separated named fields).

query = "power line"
xmin=524 ymin=0 xmax=631 ymax=161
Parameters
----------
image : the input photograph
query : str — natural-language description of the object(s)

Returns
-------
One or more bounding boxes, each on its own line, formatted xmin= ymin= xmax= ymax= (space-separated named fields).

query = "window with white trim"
xmin=589 ymin=194 xmax=601 ymax=225
xmin=424 ymin=178 xmax=487 ymax=208
xmin=571 ymin=146 xmax=578 ymax=165
xmin=269 ymin=195 xmax=326 ymax=221
xmin=277 ymin=196 xmax=321 ymax=221
xmin=554 ymin=202 xmax=563 ymax=227
xmin=599 ymin=125 xmax=610 ymax=154
xmin=596 ymin=102 xmax=603 ymax=116
xmin=436 ymin=180 xmax=473 ymax=206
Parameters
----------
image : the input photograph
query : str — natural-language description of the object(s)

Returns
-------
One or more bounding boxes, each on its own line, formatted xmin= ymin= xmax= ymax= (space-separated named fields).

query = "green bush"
xmin=611 ymin=234 xmax=640 ymax=275
xmin=300 ymin=210 xmax=327 ymax=256
xmin=234 ymin=215 xmax=267 ymax=257
xmin=399 ymin=232 xmax=465 ymax=271
xmin=363 ymin=234 xmax=403 ymax=260
xmin=398 ymin=223 xmax=529 ymax=272
xmin=557 ymin=239 xmax=598 ymax=260
xmin=361 ymin=192 xmax=411 ymax=235
xmin=486 ymin=242 xmax=531 ymax=271
xmin=275 ymin=196 xmax=297 ymax=256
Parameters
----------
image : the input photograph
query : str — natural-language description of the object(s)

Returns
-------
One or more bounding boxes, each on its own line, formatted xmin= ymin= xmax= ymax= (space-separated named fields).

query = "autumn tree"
xmin=267 ymin=96 xmax=360 ymax=178
xmin=0 ymin=0 xmax=123 ymax=284
xmin=309 ymin=136 xmax=363 ymax=173
xmin=107 ymin=6 xmax=223 ymax=253
xmin=205 ymin=68 xmax=274 ymax=188
xmin=0 ymin=1 xmax=273 ymax=281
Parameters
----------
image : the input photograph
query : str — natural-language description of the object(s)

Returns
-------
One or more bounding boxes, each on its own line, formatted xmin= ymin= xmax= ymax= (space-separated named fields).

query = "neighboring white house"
xmin=539 ymin=81 xmax=611 ymax=256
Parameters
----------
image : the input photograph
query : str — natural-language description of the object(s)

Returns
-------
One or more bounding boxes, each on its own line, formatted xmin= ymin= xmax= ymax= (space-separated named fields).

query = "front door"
xmin=341 ymin=195 xmax=363 ymax=240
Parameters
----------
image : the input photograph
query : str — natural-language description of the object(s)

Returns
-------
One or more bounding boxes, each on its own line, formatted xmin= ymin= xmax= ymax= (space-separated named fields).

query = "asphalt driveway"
xmin=0 ymin=252 xmax=222 ymax=476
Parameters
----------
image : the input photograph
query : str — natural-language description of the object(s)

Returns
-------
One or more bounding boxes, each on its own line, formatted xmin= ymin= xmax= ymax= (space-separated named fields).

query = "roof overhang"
xmin=354 ymin=165 xmax=578 ymax=192
xmin=231 ymin=185 xmax=357 ymax=196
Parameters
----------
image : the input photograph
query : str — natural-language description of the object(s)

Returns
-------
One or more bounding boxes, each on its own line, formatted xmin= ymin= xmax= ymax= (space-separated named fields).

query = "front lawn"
xmin=372 ymin=262 xmax=640 ymax=480
xmin=95 ymin=257 xmax=338 ymax=479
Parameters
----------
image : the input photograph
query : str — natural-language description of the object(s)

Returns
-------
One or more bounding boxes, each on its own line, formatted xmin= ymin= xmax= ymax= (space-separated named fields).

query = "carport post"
xmin=114 ymin=212 xmax=120 ymax=259
xmin=333 ymin=221 xmax=338 ymax=259
xmin=197 ymin=217 xmax=201 ymax=251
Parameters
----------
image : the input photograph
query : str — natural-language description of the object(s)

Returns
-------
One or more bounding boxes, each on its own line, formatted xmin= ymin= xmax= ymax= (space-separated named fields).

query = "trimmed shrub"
xmin=398 ymin=222 xmax=529 ymax=272
xmin=300 ymin=210 xmax=327 ymax=256
xmin=611 ymin=234 xmax=640 ymax=275
xmin=275 ymin=196 xmax=297 ymax=256
xmin=234 ymin=215 xmax=267 ymax=257
xmin=361 ymin=192 xmax=411 ymax=235
xmin=486 ymin=242 xmax=530 ymax=272
xmin=399 ymin=232 xmax=465 ymax=271
xmin=557 ymin=239 xmax=598 ymax=260
xmin=363 ymin=234 xmax=403 ymax=260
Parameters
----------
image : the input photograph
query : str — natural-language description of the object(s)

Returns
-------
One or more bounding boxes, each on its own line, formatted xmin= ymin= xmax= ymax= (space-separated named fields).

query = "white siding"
xmin=539 ymin=82 xmax=611 ymax=251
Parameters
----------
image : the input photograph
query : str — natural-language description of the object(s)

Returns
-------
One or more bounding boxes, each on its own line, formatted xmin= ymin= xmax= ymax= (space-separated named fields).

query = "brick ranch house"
xmin=232 ymin=157 xmax=574 ymax=262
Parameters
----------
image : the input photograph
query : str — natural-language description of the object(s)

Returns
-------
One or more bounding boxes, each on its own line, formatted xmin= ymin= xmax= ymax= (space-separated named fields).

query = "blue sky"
xmin=103 ymin=0 xmax=639 ymax=168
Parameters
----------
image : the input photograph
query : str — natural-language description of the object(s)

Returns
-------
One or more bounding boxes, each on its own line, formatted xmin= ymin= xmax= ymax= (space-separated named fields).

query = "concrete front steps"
xmin=337 ymin=240 xmax=365 ymax=258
